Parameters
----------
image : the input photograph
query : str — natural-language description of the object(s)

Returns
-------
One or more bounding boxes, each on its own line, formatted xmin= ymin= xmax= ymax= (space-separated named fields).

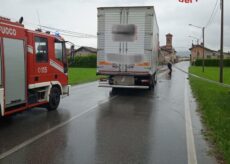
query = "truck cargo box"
xmin=97 ymin=6 xmax=159 ymax=76
xmin=97 ymin=6 xmax=159 ymax=89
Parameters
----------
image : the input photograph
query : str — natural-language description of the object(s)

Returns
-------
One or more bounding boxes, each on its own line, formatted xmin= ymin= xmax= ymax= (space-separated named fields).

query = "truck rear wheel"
xmin=153 ymin=73 xmax=157 ymax=85
xmin=149 ymin=74 xmax=156 ymax=90
xmin=47 ymin=87 xmax=61 ymax=111
xmin=149 ymin=83 xmax=154 ymax=90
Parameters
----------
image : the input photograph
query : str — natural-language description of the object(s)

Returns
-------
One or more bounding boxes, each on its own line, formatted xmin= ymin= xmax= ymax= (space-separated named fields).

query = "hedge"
xmin=68 ymin=54 xmax=96 ymax=68
xmin=193 ymin=59 xmax=230 ymax=67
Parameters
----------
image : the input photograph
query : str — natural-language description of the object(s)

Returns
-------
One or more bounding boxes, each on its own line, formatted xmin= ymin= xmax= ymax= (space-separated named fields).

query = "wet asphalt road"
xmin=0 ymin=62 xmax=218 ymax=164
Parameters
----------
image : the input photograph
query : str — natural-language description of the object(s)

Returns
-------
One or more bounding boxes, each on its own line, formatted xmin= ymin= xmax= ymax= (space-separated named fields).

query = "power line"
xmin=27 ymin=22 xmax=96 ymax=47
xmin=59 ymin=33 xmax=96 ymax=39
xmin=205 ymin=0 xmax=219 ymax=28
xmin=40 ymin=25 xmax=97 ymax=38
xmin=0 ymin=15 xmax=97 ymax=39
xmin=65 ymin=41 xmax=81 ymax=47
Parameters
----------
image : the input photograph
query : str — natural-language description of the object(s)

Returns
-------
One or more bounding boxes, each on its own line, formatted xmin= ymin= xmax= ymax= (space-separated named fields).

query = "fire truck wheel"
xmin=47 ymin=87 xmax=61 ymax=111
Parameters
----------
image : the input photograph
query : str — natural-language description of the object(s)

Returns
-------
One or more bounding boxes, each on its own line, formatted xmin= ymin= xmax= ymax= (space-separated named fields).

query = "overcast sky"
xmin=1 ymin=0 xmax=230 ymax=53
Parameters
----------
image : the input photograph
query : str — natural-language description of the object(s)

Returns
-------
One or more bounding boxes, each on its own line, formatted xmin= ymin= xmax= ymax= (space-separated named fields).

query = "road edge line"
xmin=184 ymin=75 xmax=198 ymax=164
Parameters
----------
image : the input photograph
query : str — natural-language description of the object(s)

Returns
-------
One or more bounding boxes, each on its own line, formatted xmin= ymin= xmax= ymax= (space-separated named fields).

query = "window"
xmin=35 ymin=37 xmax=48 ymax=62
xmin=55 ymin=42 xmax=63 ymax=62
xmin=55 ymin=40 xmax=68 ymax=73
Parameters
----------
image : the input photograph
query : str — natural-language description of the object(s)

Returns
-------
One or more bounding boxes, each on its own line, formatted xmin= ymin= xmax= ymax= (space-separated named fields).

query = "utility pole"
xmin=219 ymin=0 xmax=224 ymax=83
xmin=189 ymin=24 xmax=205 ymax=72
xmin=202 ymin=27 xmax=205 ymax=72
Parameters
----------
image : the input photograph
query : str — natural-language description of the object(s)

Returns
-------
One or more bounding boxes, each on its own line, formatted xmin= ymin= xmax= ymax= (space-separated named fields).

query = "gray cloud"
xmin=0 ymin=0 xmax=229 ymax=51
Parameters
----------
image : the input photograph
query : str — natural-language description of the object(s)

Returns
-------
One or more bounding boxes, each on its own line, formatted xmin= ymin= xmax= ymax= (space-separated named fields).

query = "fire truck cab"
xmin=0 ymin=16 xmax=70 ymax=116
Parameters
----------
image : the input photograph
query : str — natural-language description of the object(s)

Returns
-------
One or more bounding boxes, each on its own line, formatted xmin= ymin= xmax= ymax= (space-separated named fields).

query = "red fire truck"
xmin=0 ymin=16 xmax=70 ymax=117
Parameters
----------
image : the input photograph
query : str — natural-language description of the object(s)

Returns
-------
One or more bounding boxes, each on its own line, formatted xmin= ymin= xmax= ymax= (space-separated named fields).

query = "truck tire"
xmin=153 ymin=73 xmax=157 ymax=85
xmin=111 ymin=88 xmax=118 ymax=95
xmin=47 ymin=87 xmax=61 ymax=111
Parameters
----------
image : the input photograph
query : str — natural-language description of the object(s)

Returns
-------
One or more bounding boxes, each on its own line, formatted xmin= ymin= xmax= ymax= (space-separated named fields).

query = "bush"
xmin=68 ymin=54 xmax=96 ymax=68
xmin=193 ymin=59 xmax=230 ymax=67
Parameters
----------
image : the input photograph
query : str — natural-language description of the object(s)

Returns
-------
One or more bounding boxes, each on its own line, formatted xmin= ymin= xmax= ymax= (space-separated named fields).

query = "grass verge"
xmin=189 ymin=66 xmax=230 ymax=163
xmin=189 ymin=66 xmax=230 ymax=84
xmin=68 ymin=68 xmax=106 ymax=85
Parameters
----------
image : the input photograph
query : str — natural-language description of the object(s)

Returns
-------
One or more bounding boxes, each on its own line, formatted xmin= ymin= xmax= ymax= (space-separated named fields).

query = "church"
xmin=159 ymin=33 xmax=177 ymax=64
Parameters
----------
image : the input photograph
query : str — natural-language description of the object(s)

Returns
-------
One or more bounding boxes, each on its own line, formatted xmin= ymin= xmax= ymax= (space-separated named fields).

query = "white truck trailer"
xmin=97 ymin=6 xmax=159 ymax=89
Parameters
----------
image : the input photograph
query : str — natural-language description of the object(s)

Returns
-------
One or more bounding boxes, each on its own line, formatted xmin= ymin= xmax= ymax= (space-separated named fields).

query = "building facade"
xmin=75 ymin=46 xmax=97 ymax=56
xmin=190 ymin=44 xmax=230 ymax=62
xmin=159 ymin=33 xmax=177 ymax=64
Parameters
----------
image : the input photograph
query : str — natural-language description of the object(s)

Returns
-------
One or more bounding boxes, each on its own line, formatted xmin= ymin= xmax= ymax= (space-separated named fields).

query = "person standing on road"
xmin=167 ymin=62 xmax=172 ymax=76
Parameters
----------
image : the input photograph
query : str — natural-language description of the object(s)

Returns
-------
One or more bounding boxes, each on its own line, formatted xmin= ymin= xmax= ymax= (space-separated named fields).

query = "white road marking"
xmin=0 ymin=96 xmax=117 ymax=160
xmin=184 ymin=75 xmax=198 ymax=164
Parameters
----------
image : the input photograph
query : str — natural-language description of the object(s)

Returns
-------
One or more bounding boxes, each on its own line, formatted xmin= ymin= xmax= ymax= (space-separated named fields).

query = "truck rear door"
xmin=98 ymin=7 xmax=153 ymax=74
xmin=98 ymin=8 xmax=123 ymax=73
xmin=125 ymin=7 xmax=154 ymax=74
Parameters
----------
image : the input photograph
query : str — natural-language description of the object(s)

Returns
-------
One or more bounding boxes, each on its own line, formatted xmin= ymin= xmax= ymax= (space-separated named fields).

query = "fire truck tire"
xmin=47 ymin=87 xmax=61 ymax=111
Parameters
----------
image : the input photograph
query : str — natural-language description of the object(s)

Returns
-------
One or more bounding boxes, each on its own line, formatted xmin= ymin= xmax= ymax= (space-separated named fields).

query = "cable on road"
xmin=173 ymin=65 xmax=230 ymax=89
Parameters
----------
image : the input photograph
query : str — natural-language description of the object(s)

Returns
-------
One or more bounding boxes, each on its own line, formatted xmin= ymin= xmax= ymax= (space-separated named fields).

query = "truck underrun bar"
xmin=98 ymin=81 xmax=149 ymax=89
